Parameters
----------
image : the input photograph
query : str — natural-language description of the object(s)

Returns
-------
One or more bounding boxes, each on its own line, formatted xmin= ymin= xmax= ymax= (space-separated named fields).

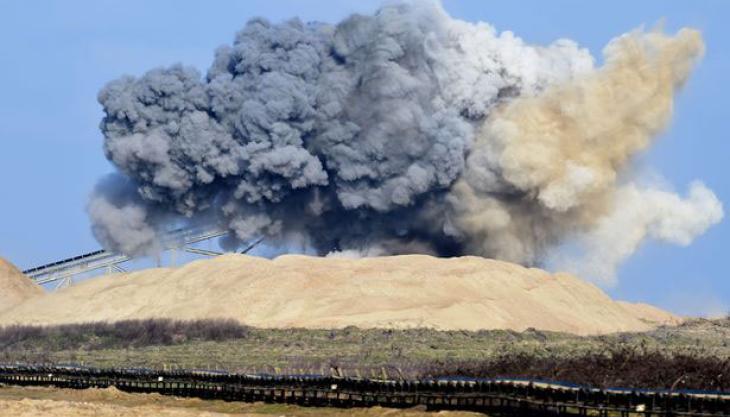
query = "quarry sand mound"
xmin=0 ymin=257 xmax=44 ymax=312
xmin=0 ymin=254 xmax=680 ymax=335
xmin=0 ymin=386 xmax=485 ymax=416
xmin=0 ymin=397 xmax=480 ymax=417
xmin=616 ymin=301 xmax=685 ymax=325
xmin=0 ymin=398 xmax=256 ymax=417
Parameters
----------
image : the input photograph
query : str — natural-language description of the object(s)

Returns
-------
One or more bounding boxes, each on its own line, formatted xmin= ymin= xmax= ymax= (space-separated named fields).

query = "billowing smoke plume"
xmin=547 ymin=182 xmax=723 ymax=286
xmin=449 ymin=27 xmax=722 ymax=271
xmin=90 ymin=2 xmax=723 ymax=285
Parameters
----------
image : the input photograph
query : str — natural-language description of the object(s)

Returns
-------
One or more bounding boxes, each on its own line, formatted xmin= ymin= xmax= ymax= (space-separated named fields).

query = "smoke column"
xmin=89 ymin=2 xmax=723 ymax=285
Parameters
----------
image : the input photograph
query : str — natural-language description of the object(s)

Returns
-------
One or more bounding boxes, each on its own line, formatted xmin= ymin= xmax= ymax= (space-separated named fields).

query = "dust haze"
xmin=89 ymin=2 xmax=723 ymax=285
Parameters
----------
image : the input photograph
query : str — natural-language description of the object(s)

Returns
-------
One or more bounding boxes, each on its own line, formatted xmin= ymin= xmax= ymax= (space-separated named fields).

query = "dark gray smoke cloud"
xmin=90 ymin=2 xmax=722 ymax=285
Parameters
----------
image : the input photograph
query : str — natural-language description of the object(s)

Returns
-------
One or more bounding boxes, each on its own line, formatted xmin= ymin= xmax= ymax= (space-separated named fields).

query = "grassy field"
xmin=1 ymin=317 xmax=728 ymax=389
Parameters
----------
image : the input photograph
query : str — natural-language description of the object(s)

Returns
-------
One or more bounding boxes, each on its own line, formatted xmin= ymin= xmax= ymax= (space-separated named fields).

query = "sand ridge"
xmin=0 ymin=385 xmax=484 ymax=417
xmin=0 ymin=257 xmax=44 ymax=312
xmin=0 ymin=254 xmax=680 ymax=335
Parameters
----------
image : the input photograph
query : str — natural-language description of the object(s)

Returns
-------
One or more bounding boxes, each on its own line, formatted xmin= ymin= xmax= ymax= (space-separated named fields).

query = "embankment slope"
xmin=0 ymin=257 xmax=43 ymax=312
xmin=0 ymin=254 xmax=679 ymax=335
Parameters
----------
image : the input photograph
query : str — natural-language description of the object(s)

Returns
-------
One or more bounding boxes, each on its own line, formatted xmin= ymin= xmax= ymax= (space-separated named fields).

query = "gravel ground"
xmin=0 ymin=385 xmax=484 ymax=417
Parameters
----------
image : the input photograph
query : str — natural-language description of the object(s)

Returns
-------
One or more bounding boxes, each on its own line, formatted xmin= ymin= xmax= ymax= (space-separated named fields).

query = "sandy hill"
xmin=0 ymin=257 xmax=44 ymax=312
xmin=0 ymin=254 xmax=680 ymax=335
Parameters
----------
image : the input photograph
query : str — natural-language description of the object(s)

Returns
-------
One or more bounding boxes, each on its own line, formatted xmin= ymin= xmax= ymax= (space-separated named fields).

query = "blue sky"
xmin=0 ymin=1 xmax=727 ymax=316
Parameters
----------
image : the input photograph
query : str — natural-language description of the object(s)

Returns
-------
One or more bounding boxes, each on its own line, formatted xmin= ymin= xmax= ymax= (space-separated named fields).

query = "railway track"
xmin=0 ymin=365 xmax=727 ymax=416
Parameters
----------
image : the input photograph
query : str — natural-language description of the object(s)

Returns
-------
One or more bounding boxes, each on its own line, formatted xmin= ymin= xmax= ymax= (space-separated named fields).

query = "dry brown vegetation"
xmin=428 ymin=347 xmax=730 ymax=391
xmin=0 ymin=319 xmax=248 ymax=351
xmin=1 ymin=318 xmax=729 ymax=392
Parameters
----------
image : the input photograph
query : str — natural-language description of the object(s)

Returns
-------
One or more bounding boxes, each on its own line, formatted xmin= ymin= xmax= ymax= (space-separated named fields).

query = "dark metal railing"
xmin=0 ymin=365 xmax=727 ymax=416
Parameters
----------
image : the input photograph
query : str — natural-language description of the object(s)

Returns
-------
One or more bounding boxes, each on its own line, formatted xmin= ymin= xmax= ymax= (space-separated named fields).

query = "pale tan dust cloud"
xmin=448 ymin=28 xmax=722 ymax=282
xmin=483 ymin=28 xmax=703 ymax=212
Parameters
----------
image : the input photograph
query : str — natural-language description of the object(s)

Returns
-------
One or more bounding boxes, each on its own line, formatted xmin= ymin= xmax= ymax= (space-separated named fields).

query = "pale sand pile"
xmin=616 ymin=301 xmax=682 ymax=325
xmin=0 ymin=399 xmax=242 ymax=417
xmin=0 ymin=257 xmax=44 ymax=312
xmin=0 ymin=254 xmax=680 ymax=334
xmin=0 ymin=398 xmax=480 ymax=417
xmin=0 ymin=386 xmax=483 ymax=416
xmin=0 ymin=399 xmax=481 ymax=417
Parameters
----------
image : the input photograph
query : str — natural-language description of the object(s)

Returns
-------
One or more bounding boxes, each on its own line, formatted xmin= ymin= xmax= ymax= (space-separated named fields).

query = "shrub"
xmin=424 ymin=346 xmax=730 ymax=391
xmin=0 ymin=318 xmax=249 ymax=351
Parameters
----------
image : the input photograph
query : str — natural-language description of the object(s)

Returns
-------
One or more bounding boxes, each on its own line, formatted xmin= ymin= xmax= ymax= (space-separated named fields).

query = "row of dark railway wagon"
xmin=0 ymin=365 xmax=727 ymax=416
